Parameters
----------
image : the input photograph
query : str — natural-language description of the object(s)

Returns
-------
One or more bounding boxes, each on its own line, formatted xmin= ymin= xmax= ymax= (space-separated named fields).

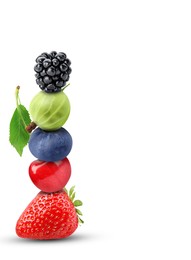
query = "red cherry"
xmin=29 ymin=157 xmax=71 ymax=192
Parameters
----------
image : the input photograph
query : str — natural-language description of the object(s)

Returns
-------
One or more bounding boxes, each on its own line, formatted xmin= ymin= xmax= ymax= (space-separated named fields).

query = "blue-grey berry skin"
xmin=29 ymin=127 xmax=73 ymax=162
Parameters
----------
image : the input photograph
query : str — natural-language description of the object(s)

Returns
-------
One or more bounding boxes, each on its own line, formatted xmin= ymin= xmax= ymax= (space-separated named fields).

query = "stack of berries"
xmin=15 ymin=51 xmax=83 ymax=240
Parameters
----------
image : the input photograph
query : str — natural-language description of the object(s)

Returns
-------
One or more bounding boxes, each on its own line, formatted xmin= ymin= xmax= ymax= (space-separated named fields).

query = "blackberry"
xmin=34 ymin=51 xmax=72 ymax=93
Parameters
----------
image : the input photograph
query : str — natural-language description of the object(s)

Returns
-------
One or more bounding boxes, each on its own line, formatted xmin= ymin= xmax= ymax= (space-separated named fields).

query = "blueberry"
xmin=28 ymin=127 xmax=73 ymax=162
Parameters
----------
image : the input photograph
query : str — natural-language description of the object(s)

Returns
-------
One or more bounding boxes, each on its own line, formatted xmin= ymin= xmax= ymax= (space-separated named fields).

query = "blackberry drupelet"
xmin=34 ymin=51 xmax=72 ymax=93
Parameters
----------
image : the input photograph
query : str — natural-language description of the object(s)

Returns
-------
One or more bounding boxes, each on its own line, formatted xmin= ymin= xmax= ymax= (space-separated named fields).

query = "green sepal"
xmin=78 ymin=217 xmax=84 ymax=224
xmin=74 ymin=200 xmax=83 ymax=207
xmin=71 ymin=192 xmax=76 ymax=202
xmin=66 ymin=185 xmax=84 ymax=225
xmin=64 ymin=187 xmax=68 ymax=194
xmin=76 ymin=208 xmax=83 ymax=216
xmin=69 ymin=185 xmax=75 ymax=197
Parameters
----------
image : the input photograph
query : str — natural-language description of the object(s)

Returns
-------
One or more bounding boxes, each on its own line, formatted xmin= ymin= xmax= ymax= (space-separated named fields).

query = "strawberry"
xmin=16 ymin=186 xmax=83 ymax=240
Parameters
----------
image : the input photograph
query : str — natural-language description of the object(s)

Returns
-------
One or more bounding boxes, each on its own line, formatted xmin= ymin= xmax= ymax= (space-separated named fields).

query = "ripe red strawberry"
xmin=16 ymin=187 xmax=83 ymax=240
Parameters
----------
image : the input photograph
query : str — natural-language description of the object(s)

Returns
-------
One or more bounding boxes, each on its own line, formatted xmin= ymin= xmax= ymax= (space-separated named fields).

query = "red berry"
xmin=16 ymin=190 xmax=78 ymax=240
xmin=29 ymin=158 xmax=71 ymax=193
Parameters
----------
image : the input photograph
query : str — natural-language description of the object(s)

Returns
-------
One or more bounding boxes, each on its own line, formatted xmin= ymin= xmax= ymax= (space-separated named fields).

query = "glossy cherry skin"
xmin=29 ymin=157 xmax=71 ymax=192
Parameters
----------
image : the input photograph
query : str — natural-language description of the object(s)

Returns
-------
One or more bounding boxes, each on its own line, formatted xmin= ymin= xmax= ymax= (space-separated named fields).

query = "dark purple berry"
xmin=34 ymin=51 xmax=71 ymax=93
xmin=36 ymin=56 xmax=46 ymax=63
xmin=43 ymin=76 xmax=52 ymax=84
xmin=50 ymin=51 xmax=57 ymax=58
xmin=35 ymin=73 xmax=41 ymax=79
xmin=47 ymin=66 xmax=56 ymax=76
xmin=40 ymin=70 xmax=46 ymax=77
xmin=60 ymin=64 xmax=68 ymax=72
xmin=56 ymin=80 xmax=64 ymax=87
xmin=39 ymin=85 xmax=45 ymax=91
xmin=52 ymin=58 xmax=59 ymax=66
xmin=67 ymin=67 xmax=72 ymax=74
xmin=64 ymin=59 xmax=71 ymax=66
xmin=52 ymin=76 xmax=59 ymax=81
xmin=43 ymin=59 xmax=51 ymax=68
xmin=34 ymin=64 xmax=43 ymax=73
xmin=41 ymin=52 xmax=51 ymax=59
xmin=36 ymin=78 xmax=45 ymax=86
xmin=55 ymin=68 xmax=61 ymax=75
xmin=56 ymin=52 xmax=66 ymax=61
xmin=47 ymin=84 xmax=56 ymax=90
xmin=61 ymin=73 xmax=69 ymax=81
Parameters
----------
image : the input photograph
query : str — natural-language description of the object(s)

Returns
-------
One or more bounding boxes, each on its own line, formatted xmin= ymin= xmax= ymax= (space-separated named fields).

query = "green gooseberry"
xmin=29 ymin=91 xmax=70 ymax=131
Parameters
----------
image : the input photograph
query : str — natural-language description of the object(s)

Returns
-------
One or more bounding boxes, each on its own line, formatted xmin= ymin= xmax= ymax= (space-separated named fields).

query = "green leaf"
xmin=76 ymin=208 xmax=83 ymax=216
xmin=74 ymin=200 xmax=83 ymax=207
xmin=9 ymin=104 xmax=31 ymax=156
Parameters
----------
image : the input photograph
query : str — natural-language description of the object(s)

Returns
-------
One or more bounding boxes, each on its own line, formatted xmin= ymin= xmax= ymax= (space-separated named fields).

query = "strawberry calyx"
xmin=64 ymin=186 xmax=84 ymax=225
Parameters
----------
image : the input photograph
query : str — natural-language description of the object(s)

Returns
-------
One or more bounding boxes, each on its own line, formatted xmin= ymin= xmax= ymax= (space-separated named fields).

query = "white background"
xmin=0 ymin=0 xmax=191 ymax=259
